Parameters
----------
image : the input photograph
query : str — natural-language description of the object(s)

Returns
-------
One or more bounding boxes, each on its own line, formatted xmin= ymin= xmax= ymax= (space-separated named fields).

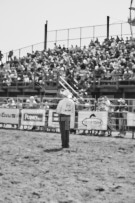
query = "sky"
xmin=0 ymin=0 xmax=132 ymax=56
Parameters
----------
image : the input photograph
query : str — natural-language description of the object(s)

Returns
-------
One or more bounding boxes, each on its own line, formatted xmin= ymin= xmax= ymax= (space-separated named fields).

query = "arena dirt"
xmin=0 ymin=129 xmax=135 ymax=203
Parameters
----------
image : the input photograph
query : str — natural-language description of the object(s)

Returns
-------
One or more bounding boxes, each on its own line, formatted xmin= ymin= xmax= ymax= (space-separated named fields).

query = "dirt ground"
xmin=0 ymin=129 xmax=135 ymax=203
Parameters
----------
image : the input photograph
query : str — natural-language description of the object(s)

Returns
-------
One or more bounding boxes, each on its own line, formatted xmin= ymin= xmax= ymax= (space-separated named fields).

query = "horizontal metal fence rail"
xmin=2 ymin=22 xmax=132 ymax=62
xmin=1 ymin=79 xmax=135 ymax=92
xmin=0 ymin=98 xmax=135 ymax=139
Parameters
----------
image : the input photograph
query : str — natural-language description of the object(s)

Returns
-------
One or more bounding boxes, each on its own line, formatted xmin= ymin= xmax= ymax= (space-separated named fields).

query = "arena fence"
xmin=0 ymin=98 xmax=135 ymax=139
xmin=2 ymin=22 xmax=131 ymax=62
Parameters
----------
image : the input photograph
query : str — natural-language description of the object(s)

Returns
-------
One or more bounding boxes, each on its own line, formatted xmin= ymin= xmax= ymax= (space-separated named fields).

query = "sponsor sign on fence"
xmin=127 ymin=112 xmax=135 ymax=126
xmin=48 ymin=109 xmax=75 ymax=129
xmin=48 ymin=110 xmax=59 ymax=128
xmin=21 ymin=109 xmax=46 ymax=126
xmin=0 ymin=108 xmax=19 ymax=124
xmin=78 ymin=111 xmax=108 ymax=130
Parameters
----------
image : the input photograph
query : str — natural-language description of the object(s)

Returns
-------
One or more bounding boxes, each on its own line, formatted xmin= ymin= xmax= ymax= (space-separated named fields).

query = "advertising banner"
xmin=127 ymin=112 xmax=135 ymax=126
xmin=48 ymin=109 xmax=75 ymax=129
xmin=21 ymin=109 xmax=46 ymax=126
xmin=0 ymin=108 xmax=19 ymax=124
xmin=78 ymin=111 xmax=108 ymax=130
xmin=48 ymin=110 xmax=59 ymax=128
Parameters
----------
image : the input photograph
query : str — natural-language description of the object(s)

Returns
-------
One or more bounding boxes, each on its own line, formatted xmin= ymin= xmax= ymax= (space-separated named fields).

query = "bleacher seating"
xmin=1 ymin=36 xmax=135 ymax=98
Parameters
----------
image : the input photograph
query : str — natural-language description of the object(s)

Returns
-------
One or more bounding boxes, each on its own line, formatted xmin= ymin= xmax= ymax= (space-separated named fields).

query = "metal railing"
xmin=47 ymin=22 xmax=131 ymax=48
xmin=0 ymin=98 xmax=135 ymax=139
xmin=2 ymin=22 xmax=131 ymax=62
xmin=0 ymin=78 xmax=135 ymax=92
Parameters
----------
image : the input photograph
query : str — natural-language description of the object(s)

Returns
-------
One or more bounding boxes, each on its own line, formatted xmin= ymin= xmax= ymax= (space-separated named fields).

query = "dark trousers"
xmin=59 ymin=114 xmax=70 ymax=148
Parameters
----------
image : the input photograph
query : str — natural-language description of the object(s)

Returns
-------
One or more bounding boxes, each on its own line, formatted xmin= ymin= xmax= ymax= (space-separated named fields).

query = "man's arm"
xmin=56 ymin=100 xmax=62 ymax=114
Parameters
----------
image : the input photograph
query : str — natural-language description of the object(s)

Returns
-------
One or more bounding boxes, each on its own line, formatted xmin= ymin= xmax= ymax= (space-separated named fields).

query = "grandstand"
xmin=0 ymin=21 xmax=135 ymax=100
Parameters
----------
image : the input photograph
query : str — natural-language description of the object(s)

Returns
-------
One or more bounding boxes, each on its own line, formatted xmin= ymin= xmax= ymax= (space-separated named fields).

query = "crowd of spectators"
xmin=1 ymin=36 xmax=135 ymax=95
xmin=0 ymin=96 xmax=50 ymax=109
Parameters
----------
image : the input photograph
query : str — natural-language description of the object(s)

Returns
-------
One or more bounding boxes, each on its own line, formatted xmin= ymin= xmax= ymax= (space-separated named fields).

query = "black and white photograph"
xmin=0 ymin=0 xmax=135 ymax=202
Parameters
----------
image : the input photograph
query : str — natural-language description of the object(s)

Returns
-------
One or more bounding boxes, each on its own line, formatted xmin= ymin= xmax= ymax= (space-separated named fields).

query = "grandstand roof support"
xmin=107 ymin=16 xmax=110 ymax=39
xmin=44 ymin=21 xmax=48 ymax=51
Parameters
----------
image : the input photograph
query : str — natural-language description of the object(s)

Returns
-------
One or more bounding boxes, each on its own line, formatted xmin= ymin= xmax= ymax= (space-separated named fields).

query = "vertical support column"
xmin=107 ymin=16 xmax=110 ymax=39
xmin=55 ymin=30 xmax=57 ymax=44
xmin=44 ymin=20 xmax=48 ymax=51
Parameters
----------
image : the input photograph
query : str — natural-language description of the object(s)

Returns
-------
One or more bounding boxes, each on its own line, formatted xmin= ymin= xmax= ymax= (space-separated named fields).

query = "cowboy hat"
xmin=60 ymin=89 xmax=72 ymax=99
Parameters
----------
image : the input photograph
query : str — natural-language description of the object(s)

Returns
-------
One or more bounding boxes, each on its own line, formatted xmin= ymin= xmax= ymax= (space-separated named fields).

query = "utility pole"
xmin=44 ymin=21 xmax=48 ymax=50
xmin=107 ymin=16 xmax=110 ymax=39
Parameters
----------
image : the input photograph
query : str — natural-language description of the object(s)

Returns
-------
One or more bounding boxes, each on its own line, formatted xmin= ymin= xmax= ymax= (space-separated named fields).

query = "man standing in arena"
xmin=56 ymin=89 xmax=75 ymax=148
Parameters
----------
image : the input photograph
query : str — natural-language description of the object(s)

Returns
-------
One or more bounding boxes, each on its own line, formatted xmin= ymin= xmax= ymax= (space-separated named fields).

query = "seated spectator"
xmin=1 ymin=36 xmax=135 ymax=94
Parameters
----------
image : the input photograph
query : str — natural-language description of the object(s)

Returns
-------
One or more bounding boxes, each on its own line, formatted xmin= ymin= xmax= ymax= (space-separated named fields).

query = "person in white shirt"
xmin=7 ymin=98 xmax=16 ymax=108
xmin=56 ymin=89 xmax=75 ymax=148
xmin=29 ymin=96 xmax=37 ymax=109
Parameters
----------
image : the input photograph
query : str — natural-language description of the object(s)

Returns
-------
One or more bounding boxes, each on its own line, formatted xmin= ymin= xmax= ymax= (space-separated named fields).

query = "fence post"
xmin=80 ymin=27 xmax=82 ymax=48
xmin=55 ymin=30 xmax=57 ymax=45
xmin=132 ymin=130 xmax=134 ymax=139
xmin=18 ymin=109 xmax=21 ymax=130
xmin=44 ymin=20 xmax=48 ymax=50
xmin=107 ymin=16 xmax=110 ymax=39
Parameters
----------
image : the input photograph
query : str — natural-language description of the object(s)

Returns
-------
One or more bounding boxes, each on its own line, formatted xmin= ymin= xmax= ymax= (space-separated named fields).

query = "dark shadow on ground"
xmin=114 ymin=136 xmax=125 ymax=139
xmin=43 ymin=148 xmax=63 ymax=153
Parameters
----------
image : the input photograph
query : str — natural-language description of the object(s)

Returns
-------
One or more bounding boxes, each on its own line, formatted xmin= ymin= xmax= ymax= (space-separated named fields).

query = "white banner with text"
xmin=0 ymin=108 xmax=19 ymax=124
xmin=78 ymin=111 xmax=108 ymax=130
xmin=21 ymin=109 xmax=46 ymax=126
